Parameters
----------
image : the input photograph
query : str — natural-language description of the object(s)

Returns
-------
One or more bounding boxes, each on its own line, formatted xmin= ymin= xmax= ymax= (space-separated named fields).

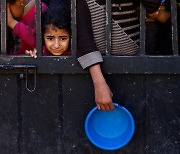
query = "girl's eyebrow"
xmin=59 ymin=36 xmax=68 ymax=37
xmin=44 ymin=34 xmax=68 ymax=37
xmin=45 ymin=35 xmax=54 ymax=37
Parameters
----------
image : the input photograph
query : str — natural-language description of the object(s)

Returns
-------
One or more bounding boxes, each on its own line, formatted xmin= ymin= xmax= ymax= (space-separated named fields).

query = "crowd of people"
xmin=0 ymin=0 xmax=179 ymax=110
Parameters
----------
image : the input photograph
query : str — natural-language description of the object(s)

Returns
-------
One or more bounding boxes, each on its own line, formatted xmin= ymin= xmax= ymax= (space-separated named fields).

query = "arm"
xmin=89 ymin=64 xmax=114 ymax=110
xmin=7 ymin=6 xmax=18 ymax=30
xmin=76 ymin=0 xmax=114 ymax=110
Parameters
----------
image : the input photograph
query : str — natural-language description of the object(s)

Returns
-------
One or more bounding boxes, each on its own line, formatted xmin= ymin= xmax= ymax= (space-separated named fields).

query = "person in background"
xmin=25 ymin=4 xmax=71 ymax=57
xmin=145 ymin=0 xmax=172 ymax=55
xmin=7 ymin=0 xmax=47 ymax=54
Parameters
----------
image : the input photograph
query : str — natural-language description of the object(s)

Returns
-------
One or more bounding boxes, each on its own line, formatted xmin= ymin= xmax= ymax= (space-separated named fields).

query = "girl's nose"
xmin=54 ymin=39 xmax=60 ymax=48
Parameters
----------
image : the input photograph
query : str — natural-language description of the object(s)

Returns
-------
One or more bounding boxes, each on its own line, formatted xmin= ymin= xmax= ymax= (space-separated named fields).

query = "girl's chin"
xmin=50 ymin=51 xmax=64 ymax=56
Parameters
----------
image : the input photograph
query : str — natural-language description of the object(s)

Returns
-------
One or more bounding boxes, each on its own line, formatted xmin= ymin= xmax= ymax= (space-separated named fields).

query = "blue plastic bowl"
xmin=85 ymin=103 xmax=135 ymax=150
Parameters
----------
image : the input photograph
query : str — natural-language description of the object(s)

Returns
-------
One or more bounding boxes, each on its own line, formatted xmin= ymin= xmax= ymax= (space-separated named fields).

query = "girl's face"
xmin=44 ymin=25 xmax=70 ymax=56
xmin=9 ymin=0 xmax=25 ymax=20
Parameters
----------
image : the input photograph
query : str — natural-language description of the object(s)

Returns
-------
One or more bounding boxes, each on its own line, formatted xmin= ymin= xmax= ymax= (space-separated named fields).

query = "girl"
xmin=7 ymin=0 xmax=47 ymax=54
xmin=25 ymin=4 xmax=71 ymax=58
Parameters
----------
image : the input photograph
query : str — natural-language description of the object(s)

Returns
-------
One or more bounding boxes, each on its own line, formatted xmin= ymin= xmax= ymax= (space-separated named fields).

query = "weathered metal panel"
xmin=0 ymin=73 xmax=179 ymax=153
xmin=20 ymin=75 xmax=64 ymax=153
xmin=0 ymin=75 xmax=19 ymax=153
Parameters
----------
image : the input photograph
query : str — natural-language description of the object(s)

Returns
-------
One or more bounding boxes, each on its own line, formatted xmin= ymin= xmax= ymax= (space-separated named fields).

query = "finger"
xmin=100 ymin=105 xmax=105 ymax=111
xmin=33 ymin=49 xmax=37 ymax=58
xmin=25 ymin=50 xmax=30 ymax=55
xmin=109 ymin=103 xmax=115 ymax=110
xmin=29 ymin=51 xmax=34 ymax=57
xmin=148 ymin=10 xmax=159 ymax=19
xmin=32 ymin=51 xmax=36 ymax=57
xmin=97 ymin=104 xmax=101 ymax=110
xmin=29 ymin=50 xmax=32 ymax=56
xmin=104 ymin=104 xmax=110 ymax=110
xmin=34 ymin=49 xmax=37 ymax=54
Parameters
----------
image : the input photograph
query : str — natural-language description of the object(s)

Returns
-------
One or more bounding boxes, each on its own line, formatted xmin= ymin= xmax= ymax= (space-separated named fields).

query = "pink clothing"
xmin=12 ymin=3 xmax=47 ymax=54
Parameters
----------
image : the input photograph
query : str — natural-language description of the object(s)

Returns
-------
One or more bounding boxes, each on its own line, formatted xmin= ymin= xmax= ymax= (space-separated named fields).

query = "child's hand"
xmin=7 ymin=6 xmax=18 ymax=29
xmin=25 ymin=49 xmax=37 ymax=58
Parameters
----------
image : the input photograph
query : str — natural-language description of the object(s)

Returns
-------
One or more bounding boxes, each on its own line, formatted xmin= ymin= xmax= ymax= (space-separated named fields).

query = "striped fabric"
xmin=86 ymin=0 xmax=140 ymax=55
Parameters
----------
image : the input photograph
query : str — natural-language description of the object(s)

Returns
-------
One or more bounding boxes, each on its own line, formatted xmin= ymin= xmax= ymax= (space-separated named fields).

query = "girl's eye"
xmin=60 ymin=37 xmax=68 ymax=41
xmin=46 ymin=37 xmax=53 ymax=41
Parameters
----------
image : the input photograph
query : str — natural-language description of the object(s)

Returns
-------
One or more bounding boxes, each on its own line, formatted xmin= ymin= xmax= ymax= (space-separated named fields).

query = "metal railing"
xmin=0 ymin=0 xmax=179 ymax=56
xmin=0 ymin=0 xmax=179 ymax=76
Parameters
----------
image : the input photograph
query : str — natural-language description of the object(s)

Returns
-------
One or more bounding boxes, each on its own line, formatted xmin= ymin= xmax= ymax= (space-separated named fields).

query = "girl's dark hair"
xmin=42 ymin=4 xmax=71 ymax=36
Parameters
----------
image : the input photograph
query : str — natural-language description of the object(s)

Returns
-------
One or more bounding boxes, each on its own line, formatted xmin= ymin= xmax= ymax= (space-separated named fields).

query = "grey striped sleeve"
xmin=77 ymin=51 xmax=103 ymax=69
xmin=86 ymin=0 xmax=139 ymax=56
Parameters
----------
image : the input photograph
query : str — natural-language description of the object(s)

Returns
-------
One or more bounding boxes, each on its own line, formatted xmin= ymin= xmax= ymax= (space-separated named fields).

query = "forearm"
xmin=89 ymin=63 xmax=114 ymax=110
xmin=89 ymin=64 xmax=107 ymax=87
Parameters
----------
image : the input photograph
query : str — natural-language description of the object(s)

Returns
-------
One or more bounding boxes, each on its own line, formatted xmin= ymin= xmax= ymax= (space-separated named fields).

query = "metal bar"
xmin=35 ymin=0 xmax=42 ymax=56
xmin=1 ymin=0 xmax=7 ymax=54
xmin=1 ymin=56 xmax=180 ymax=74
xmin=0 ymin=63 xmax=36 ymax=69
xmin=71 ymin=0 xmax=77 ymax=56
xmin=170 ymin=0 xmax=179 ymax=55
xmin=105 ymin=0 xmax=111 ymax=55
xmin=140 ymin=3 xmax=146 ymax=55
